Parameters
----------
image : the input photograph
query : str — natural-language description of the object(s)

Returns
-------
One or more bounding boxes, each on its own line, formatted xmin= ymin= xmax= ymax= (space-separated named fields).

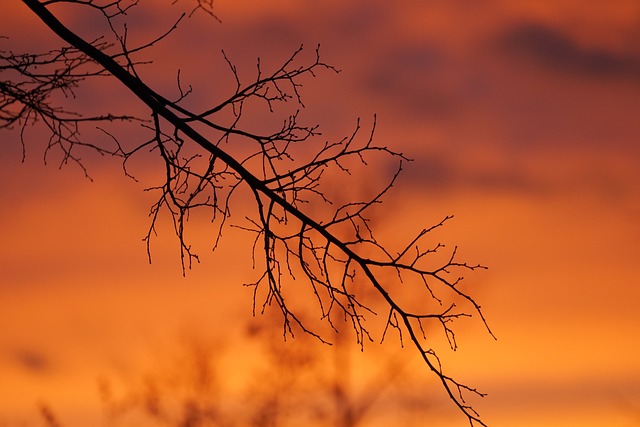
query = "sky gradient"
xmin=1 ymin=1 xmax=640 ymax=426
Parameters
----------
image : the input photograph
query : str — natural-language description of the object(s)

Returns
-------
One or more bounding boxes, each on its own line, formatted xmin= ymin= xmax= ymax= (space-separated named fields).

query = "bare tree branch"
xmin=1 ymin=1 xmax=494 ymax=425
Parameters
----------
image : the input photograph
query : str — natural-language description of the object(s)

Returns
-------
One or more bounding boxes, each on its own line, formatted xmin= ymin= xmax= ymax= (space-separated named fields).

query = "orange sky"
xmin=1 ymin=1 xmax=640 ymax=426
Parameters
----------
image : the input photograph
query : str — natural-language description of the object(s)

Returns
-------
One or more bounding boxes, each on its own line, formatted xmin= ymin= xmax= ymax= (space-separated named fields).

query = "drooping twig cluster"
xmin=0 ymin=37 xmax=137 ymax=176
xmin=2 ymin=1 xmax=494 ymax=425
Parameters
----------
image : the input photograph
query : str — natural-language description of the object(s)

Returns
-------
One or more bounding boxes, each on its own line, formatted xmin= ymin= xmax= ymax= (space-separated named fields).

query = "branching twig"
xmin=3 ymin=2 xmax=494 ymax=425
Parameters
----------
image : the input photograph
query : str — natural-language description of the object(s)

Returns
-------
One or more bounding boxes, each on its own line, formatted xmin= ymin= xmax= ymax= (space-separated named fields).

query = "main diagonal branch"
xmin=20 ymin=1 xmax=493 ymax=425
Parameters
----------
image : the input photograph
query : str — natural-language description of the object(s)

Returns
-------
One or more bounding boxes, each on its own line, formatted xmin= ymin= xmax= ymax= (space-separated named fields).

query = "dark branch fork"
xmin=5 ymin=1 xmax=494 ymax=425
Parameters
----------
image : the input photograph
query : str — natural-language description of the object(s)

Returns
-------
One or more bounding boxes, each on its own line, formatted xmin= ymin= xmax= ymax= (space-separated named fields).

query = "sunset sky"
xmin=1 ymin=1 xmax=640 ymax=426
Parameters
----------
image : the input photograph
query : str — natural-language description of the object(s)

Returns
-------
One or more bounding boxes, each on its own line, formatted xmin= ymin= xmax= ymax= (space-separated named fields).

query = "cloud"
xmin=400 ymin=155 xmax=547 ymax=196
xmin=363 ymin=43 xmax=468 ymax=118
xmin=12 ymin=349 xmax=51 ymax=375
xmin=496 ymin=22 xmax=640 ymax=79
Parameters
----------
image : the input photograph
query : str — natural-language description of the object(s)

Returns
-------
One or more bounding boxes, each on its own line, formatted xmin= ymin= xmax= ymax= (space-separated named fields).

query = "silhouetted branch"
xmin=1 ymin=1 xmax=493 ymax=424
